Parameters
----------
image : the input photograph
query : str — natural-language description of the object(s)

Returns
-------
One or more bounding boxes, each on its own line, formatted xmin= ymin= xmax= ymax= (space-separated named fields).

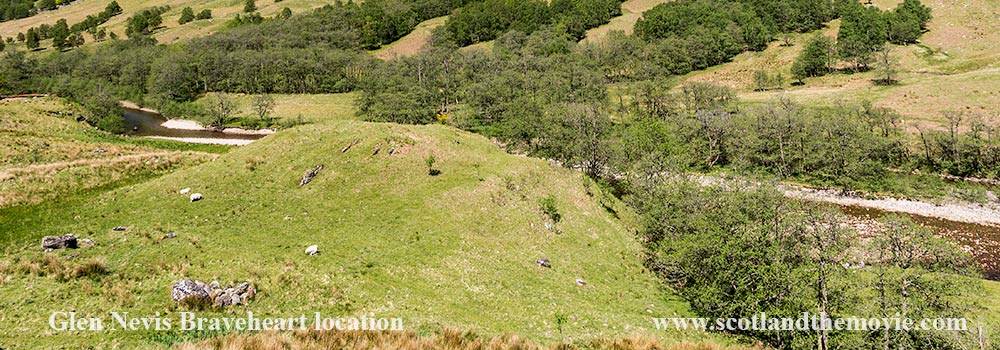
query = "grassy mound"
xmin=0 ymin=97 xmax=219 ymax=208
xmin=0 ymin=95 xmax=725 ymax=348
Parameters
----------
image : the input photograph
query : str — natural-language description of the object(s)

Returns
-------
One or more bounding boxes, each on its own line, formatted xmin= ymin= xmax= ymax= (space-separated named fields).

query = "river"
xmin=121 ymin=108 xmax=266 ymax=145
xmin=839 ymin=205 xmax=1000 ymax=280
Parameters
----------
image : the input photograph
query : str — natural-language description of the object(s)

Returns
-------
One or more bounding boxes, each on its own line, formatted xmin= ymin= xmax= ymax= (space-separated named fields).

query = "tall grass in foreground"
xmin=176 ymin=328 xmax=754 ymax=350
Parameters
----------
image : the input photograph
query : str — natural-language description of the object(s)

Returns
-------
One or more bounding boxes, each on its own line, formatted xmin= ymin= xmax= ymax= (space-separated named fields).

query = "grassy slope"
xmin=682 ymin=0 xmax=1000 ymax=131
xmin=372 ymin=15 xmax=448 ymax=60
xmin=0 ymin=97 xmax=219 ymax=208
xmin=581 ymin=0 xmax=671 ymax=43
xmin=0 ymin=94 xmax=725 ymax=348
xmin=0 ymin=0 xmax=330 ymax=48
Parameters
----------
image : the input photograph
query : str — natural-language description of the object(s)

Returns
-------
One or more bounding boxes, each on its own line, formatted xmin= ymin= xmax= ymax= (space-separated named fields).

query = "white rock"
xmin=305 ymin=245 xmax=319 ymax=256
xmin=179 ymin=188 xmax=191 ymax=195
xmin=576 ymin=278 xmax=586 ymax=286
xmin=190 ymin=193 xmax=203 ymax=202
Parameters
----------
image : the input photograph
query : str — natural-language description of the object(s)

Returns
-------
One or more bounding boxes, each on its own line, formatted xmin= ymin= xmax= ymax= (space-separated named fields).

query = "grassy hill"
xmin=581 ymin=0 xmax=670 ymax=43
xmin=0 ymin=0 xmax=330 ymax=48
xmin=0 ymin=94 xmax=730 ymax=348
xmin=0 ymin=97 xmax=220 ymax=208
xmin=682 ymin=0 xmax=1000 ymax=131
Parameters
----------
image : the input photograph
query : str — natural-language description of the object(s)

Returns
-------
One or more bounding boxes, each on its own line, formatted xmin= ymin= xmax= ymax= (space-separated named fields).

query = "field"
xmin=682 ymin=0 xmax=1000 ymax=131
xmin=0 ymin=94 xmax=732 ymax=348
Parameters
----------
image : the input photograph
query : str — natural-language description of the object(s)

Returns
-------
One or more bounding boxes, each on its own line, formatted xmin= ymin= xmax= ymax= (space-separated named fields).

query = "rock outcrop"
xmin=300 ymin=165 xmax=324 ymax=186
xmin=41 ymin=234 xmax=78 ymax=250
xmin=172 ymin=279 xmax=256 ymax=308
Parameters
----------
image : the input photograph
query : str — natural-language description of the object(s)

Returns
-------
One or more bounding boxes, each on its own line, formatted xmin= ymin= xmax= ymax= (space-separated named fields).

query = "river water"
xmin=840 ymin=205 xmax=1000 ymax=280
xmin=121 ymin=108 xmax=265 ymax=142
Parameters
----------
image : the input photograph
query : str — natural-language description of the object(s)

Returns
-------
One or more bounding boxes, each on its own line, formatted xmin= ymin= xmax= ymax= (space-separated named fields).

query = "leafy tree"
xmin=195 ymin=9 xmax=212 ymax=20
xmin=837 ymin=3 xmax=887 ymax=70
xmin=251 ymin=94 xmax=275 ymax=120
xmin=25 ymin=28 xmax=39 ymax=50
xmin=791 ymin=34 xmax=833 ymax=83
xmin=17 ymin=32 xmax=24 ymax=42
xmin=278 ymin=7 xmax=292 ymax=19
xmin=36 ymin=0 xmax=56 ymax=11
xmin=205 ymin=92 xmax=237 ymax=127
xmin=51 ymin=18 xmax=70 ymax=50
xmin=178 ymin=7 xmax=195 ymax=24
xmin=67 ymin=32 xmax=84 ymax=48
xmin=243 ymin=0 xmax=256 ymax=13
xmin=0 ymin=37 xmax=4 ymax=51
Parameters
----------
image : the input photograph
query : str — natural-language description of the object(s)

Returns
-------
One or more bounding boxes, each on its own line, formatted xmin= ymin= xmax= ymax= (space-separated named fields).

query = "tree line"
xmin=440 ymin=0 xmax=624 ymax=45
xmin=0 ymin=0 xmax=75 ymax=23
xmin=17 ymin=1 xmax=122 ymax=51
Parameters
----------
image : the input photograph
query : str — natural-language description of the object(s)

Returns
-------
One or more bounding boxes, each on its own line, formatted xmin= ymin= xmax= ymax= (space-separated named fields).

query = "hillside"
xmin=0 ymin=95 xmax=726 ymax=348
xmin=0 ymin=0 xmax=329 ymax=46
xmin=581 ymin=0 xmax=669 ymax=43
xmin=683 ymin=0 xmax=1000 ymax=131
xmin=0 ymin=97 xmax=219 ymax=208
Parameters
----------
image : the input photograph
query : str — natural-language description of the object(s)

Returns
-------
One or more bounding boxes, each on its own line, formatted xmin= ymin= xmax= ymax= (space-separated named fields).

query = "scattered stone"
xmin=112 ymin=226 xmax=127 ymax=232
xmin=66 ymin=253 xmax=80 ymax=260
xmin=42 ymin=234 xmax=78 ymax=250
xmin=305 ymin=245 xmax=319 ymax=256
xmin=536 ymin=258 xmax=551 ymax=268
xmin=190 ymin=193 xmax=203 ymax=202
xmin=388 ymin=147 xmax=396 ymax=155
xmin=79 ymin=238 xmax=95 ymax=247
xmin=92 ymin=148 xmax=107 ymax=153
xmin=172 ymin=279 xmax=256 ymax=308
xmin=371 ymin=143 xmax=381 ymax=156
xmin=544 ymin=222 xmax=554 ymax=231
xmin=163 ymin=233 xmax=177 ymax=240
xmin=575 ymin=278 xmax=586 ymax=286
xmin=300 ymin=165 xmax=324 ymax=186
xmin=179 ymin=188 xmax=191 ymax=195
xmin=171 ymin=279 xmax=211 ymax=304
xmin=341 ymin=139 xmax=360 ymax=153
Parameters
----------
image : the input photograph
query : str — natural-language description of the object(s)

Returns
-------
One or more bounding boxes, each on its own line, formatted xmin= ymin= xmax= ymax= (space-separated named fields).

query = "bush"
xmin=539 ymin=194 xmax=561 ymax=223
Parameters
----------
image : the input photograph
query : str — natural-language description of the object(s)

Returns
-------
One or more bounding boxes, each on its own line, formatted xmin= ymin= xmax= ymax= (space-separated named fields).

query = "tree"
xmin=195 ymin=9 xmax=212 ymax=20
xmin=872 ymin=46 xmax=898 ymax=85
xmin=67 ymin=32 xmax=85 ymax=48
xmin=279 ymin=7 xmax=292 ymax=19
xmin=251 ymin=94 xmax=275 ymax=121
xmin=243 ymin=0 xmax=256 ymax=13
xmin=837 ymin=4 xmax=887 ymax=70
xmin=0 ymin=37 xmax=4 ymax=52
xmin=51 ymin=19 xmax=70 ymax=50
xmin=25 ymin=28 xmax=39 ymax=50
xmin=791 ymin=34 xmax=834 ymax=83
xmin=179 ymin=7 xmax=195 ymax=24
xmin=205 ymin=93 xmax=237 ymax=127
xmin=17 ymin=32 xmax=24 ymax=42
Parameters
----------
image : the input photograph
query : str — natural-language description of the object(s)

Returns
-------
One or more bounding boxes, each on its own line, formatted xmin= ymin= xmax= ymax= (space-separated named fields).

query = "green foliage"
xmin=539 ymin=194 xmax=561 ymax=223
xmin=51 ymin=18 xmax=70 ymax=50
xmin=837 ymin=2 xmax=887 ymax=70
xmin=125 ymin=6 xmax=170 ymax=38
xmin=178 ymin=7 xmax=195 ymax=25
xmin=195 ymin=9 xmax=212 ymax=20
xmin=0 ymin=0 xmax=36 ymax=22
xmin=629 ymin=180 xmax=981 ymax=350
xmin=69 ymin=1 xmax=123 ymax=33
xmin=243 ymin=0 xmax=256 ymax=13
xmin=751 ymin=70 xmax=783 ymax=91
xmin=441 ymin=0 xmax=622 ymax=45
xmin=24 ymin=28 xmax=38 ymax=49
xmin=791 ymin=34 xmax=833 ymax=83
